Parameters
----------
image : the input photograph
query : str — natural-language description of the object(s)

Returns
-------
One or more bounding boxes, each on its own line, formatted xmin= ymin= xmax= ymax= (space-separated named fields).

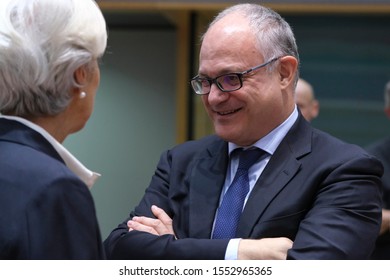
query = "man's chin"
xmin=215 ymin=128 xmax=240 ymax=144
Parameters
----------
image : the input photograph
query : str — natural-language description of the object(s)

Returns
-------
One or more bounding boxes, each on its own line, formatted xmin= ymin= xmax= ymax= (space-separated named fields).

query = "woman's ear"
xmin=278 ymin=56 xmax=298 ymax=89
xmin=72 ymin=66 xmax=88 ymax=96
xmin=74 ymin=65 xmax=88 ymax=86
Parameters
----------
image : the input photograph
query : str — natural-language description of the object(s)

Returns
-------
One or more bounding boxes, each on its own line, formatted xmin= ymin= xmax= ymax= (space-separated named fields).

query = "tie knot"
xmin=236 ymin=148 xmax=265 ymax=170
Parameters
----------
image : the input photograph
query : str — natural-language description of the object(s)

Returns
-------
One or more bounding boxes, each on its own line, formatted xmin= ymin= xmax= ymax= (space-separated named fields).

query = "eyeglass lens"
xmin=218 ymin=74 xmax=241 ymax=91
xmin=193 ymin=74 xmax=242 ymax=95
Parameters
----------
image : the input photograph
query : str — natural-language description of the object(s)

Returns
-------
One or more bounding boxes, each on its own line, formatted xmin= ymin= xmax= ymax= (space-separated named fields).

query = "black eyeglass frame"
xmin=190 ymin=57 xmax=280 ymax=95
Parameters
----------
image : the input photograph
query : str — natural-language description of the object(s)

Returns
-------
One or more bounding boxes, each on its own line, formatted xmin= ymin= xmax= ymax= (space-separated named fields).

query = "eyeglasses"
xmin=190 ymin=57 xmax=279 ymax=95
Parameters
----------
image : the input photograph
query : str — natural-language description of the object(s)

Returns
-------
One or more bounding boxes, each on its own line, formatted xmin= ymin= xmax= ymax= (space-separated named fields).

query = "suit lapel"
xmin=237 ymin=115 xmax=312 ymax=237
xmin=237 ymin=143 xmax=301 ymax=237
xmin=188 ymin=139 xmax=229 ymax=238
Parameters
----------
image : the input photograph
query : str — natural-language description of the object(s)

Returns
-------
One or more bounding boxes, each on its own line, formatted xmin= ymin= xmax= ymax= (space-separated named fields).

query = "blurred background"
xmin=63 ymin=0 xmax=390 ymax=239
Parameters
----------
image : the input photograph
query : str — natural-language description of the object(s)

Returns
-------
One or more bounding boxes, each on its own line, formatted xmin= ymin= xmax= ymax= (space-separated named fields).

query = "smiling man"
xmin=104 ymin=3 xmax=383 ymax=260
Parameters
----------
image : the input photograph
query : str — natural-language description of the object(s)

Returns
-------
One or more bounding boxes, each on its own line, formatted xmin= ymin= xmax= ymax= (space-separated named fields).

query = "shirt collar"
xmin=228 ymin=105 xmax=299 ymax=155
xmin=0 ymin=115 xmax=100 ymax=189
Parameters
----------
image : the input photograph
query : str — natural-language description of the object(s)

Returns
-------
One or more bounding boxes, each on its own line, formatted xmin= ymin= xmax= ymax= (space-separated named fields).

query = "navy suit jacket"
xmin=0 ymin=119 xmax=104 ymax=259
xmin=366 ymin=137 xmax=390 ymax=259
xmin=105 ymin=115 xmax=383 ymax=259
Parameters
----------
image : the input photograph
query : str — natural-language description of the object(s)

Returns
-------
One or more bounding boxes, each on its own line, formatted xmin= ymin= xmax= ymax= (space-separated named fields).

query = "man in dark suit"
xmin=366 ymin=80 xmax=390 ymax=259
xmin=104 ymin=3 xmax=383 ymax=260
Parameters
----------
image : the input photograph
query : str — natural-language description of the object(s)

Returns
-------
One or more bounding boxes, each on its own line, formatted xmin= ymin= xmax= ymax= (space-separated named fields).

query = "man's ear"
xmin=312 ymin=99 xmax=320 ymax=119
xmin=278 ymin=56 xmax=298 ymax=89
xmin=385 ymin=107 xmax=390 ymax=118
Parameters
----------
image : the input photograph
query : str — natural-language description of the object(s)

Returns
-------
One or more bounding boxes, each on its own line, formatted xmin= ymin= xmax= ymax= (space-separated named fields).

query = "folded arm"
xmin=128 ymin=205 xmax=292 ymax=260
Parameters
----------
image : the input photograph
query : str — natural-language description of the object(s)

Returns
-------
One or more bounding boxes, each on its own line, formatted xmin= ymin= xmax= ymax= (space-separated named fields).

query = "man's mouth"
xmin=217 ymin=108 xmax=241 ymax=116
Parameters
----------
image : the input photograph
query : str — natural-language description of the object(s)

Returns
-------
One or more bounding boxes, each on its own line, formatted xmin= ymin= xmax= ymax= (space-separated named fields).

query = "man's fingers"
xmin=127 ymin=220 xmax=157 ymax=235
xmin=130 ymin=216 xmax=162 ymax=228
xmin=151 ymin=205 xmax=173 ymax=226
xmin=127 ymin=206 xmax=175 ymax=236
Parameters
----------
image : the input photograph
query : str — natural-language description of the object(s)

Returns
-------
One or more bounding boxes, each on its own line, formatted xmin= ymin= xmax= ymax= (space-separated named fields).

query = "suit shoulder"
xmin=0 ymin=141 xmax=88 ymax=196
xmin=311 ymin=127 xmax=363 ymax=152
xmin=310 ymin=128 xmax=384 ymax=174
xmin=365 ymin=137 xmax=390 ymax=156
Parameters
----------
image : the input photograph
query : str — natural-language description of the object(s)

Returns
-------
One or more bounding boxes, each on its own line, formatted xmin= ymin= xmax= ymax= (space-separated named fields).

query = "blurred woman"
xmin=0 ymin=0 xmax=107 ymax=259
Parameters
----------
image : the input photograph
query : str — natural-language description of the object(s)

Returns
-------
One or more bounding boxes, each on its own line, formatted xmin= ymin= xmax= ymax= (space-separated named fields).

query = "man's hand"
xmin=380 ymin=209 xmax=390 ymax=235
xmin=127 ymin=205 xmax=176 ymax=237
xmin=238 ymin=237 xmax=293 ymax=260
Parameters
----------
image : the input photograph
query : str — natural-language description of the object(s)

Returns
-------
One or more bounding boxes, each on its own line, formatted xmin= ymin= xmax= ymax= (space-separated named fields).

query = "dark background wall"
xmin=287 ymin=13 xmax=390 ymax=146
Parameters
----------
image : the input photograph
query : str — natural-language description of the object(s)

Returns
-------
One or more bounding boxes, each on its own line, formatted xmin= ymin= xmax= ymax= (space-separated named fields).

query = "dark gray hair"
xmin=0 ymin=0 xmax=107 ymax=117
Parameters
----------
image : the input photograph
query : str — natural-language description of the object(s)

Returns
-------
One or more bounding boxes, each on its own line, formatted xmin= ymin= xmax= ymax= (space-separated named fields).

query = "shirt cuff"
xmin=224 ymin=238 xmax=241 ymax=260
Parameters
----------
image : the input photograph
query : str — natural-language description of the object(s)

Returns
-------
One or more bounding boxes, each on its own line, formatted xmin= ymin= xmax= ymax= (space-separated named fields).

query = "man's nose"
xmin=207 ymin=83 xmax=229 ymax=104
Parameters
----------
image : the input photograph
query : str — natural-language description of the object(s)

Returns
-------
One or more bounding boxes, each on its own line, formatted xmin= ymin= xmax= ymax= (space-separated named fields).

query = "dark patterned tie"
xmin=212 ymin=148 xmax=265 ymax=239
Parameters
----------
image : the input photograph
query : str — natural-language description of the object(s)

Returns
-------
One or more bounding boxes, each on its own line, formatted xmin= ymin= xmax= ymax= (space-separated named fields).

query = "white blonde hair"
xmin=0 ymin=0 xmax=107 ymax=117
